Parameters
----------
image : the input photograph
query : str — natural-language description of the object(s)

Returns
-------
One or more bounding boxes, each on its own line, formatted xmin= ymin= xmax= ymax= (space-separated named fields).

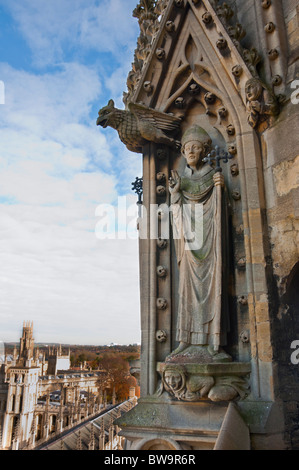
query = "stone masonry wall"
xmin=222 ymin=0 xmax=299 ymax=448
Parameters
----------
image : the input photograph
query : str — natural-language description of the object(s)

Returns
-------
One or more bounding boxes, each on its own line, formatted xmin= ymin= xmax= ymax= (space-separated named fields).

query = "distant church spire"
xmin=19 ymin=321 xmax=34 ymax=365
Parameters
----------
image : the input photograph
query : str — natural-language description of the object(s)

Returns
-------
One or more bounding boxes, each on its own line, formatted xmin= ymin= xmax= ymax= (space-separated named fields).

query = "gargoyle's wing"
xmin=128 ymin=102 xmax=182 ymax=132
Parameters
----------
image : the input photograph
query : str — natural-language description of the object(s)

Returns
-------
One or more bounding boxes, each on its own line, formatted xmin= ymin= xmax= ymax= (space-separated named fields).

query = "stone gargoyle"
xmin=97 ymin=99 xmax=182 ymax=153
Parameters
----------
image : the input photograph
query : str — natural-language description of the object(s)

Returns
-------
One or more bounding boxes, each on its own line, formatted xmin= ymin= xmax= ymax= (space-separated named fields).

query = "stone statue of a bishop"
xmin=168 ymin=126 xmax=231 ymax=363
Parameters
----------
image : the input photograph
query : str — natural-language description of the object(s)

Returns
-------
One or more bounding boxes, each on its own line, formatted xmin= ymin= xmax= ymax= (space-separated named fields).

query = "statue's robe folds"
xmin=171 ymin=165 xmax=230 ymax=351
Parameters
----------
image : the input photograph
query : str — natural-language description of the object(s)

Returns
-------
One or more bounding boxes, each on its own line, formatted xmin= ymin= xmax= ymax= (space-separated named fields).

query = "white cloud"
xmin=0 ymin=12 xmax=142 ymax=344
xmin=0 ymin=0 xmax=139 ymax=67
xmin=0 ymin=207 xmax=140 ymax=345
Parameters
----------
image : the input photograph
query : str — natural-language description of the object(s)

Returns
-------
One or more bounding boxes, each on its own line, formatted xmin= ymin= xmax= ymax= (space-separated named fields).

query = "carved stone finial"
xmin=133 ymin=0 xmax=158 ymax=24
xmin=124 ymin=0 xmax=170 ymax=104
xmin=154 ymin=0 xmax=169 ymax=16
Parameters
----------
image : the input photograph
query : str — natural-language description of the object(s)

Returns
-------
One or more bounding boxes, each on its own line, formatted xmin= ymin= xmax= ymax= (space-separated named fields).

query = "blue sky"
xmin=0 ymin=0 xmax=143 ymax=345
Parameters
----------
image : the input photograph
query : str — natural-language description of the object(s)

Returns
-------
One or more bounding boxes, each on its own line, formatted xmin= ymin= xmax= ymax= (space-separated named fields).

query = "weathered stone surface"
xmin=214 ymin=403 xmax=250 ymax=450
xmin=273 ymin=155 xmax=299 ymax=197
xmin=97 ymin=0 xmax=299 ymax=450
xmin=156 ymin=362 xmax=251 ymax=402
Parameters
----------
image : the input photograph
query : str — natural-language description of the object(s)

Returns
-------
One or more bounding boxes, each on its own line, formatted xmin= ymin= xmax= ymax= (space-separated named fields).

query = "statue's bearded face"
xmin=164 ymin=371 xmax=182 ymax=391
xmin=183 ymin=140 xmax=204 ymax=168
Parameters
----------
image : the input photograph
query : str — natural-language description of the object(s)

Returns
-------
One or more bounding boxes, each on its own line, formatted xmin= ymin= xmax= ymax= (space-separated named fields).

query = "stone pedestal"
xmin=115 ymin=361 xmax=251 ymax=450
xmin=115 ymin=396 xmax=229 ymax=450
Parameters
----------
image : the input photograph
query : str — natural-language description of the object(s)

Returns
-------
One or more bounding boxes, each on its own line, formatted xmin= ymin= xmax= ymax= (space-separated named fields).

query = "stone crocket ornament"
xmin=97 ymin=99 xmax=182 ymax=153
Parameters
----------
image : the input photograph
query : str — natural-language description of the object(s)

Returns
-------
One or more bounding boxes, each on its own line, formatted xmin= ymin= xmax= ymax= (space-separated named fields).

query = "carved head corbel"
xmin=245 ymin=77 xmax=279 ymax=128
xmin=161 ymin=365 xmax=187 ymax=400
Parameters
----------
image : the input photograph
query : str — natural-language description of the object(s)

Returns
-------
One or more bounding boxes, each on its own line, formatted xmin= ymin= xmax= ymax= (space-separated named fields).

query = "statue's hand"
xmin=169 ymin=170 xmax=181 ymax=193
xmin=213 ymin=172 xmax=225 ymax=187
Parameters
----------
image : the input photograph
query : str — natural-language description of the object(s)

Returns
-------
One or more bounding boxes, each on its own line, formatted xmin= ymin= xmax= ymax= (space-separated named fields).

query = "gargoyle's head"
xmin=96 ymin=99 xmax=116 ymax=128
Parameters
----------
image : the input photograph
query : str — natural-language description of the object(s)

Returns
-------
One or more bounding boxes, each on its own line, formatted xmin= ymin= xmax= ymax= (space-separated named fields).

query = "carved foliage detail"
xmin=124 ymin=0 xmax=169 ymax=105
